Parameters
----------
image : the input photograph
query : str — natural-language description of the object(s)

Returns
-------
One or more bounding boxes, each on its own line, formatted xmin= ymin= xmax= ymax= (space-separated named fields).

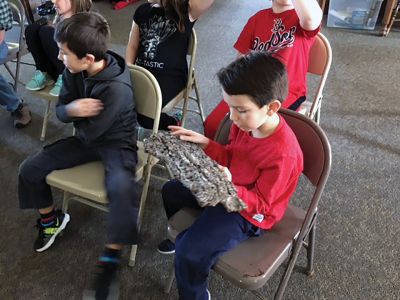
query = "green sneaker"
xmin=25 ymin=70 xmax=54 ymax=91
xmin=49 ymin=75 xmax=63 ymax=97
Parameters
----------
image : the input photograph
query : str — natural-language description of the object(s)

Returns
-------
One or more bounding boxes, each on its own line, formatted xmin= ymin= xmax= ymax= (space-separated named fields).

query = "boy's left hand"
xmin=168 ymin=126 xmax=210 ymax=149
xmin=218 ymin=165 xmax=232 ymax=182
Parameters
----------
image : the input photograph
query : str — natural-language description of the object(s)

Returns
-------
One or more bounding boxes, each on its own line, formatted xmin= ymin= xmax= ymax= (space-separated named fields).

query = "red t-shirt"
xmin=234 ymin=8 xmax=319 ymax=108
xmin=204 ymin=115 xmax=303 ymax=230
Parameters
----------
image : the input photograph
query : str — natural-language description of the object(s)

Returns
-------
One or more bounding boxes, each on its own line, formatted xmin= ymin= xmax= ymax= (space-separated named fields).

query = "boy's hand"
xmin=168 ymin=125 xmax=210 ymax=149
xmin=218 ymin=165 xmax=232 ymax=182
xmin=66 ymin=98 xmax=104 ymax=118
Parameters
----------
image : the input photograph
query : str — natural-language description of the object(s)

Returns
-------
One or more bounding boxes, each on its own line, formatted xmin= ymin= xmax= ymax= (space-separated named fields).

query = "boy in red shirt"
xmin=204 ymin=0 xmax=322 ymax=139
xmin=158 ymin=52 xmax=304 ymax=300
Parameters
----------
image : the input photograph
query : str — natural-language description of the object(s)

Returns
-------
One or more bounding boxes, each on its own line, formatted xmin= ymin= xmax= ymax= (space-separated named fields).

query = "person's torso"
xmin=228 ymin=116 xmax=302 ymax=188
xmin=133 ymin=3 xmax=194 ymax=79
xmin=235 ymin=9 xmax=319 ymax=108
xmin=66 ymin=52 xmax=137 ymax=146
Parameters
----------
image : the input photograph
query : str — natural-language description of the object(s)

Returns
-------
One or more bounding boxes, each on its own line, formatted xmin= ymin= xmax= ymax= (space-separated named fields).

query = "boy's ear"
xmin=84 ymin=54 xmax=96 ymax=64
xmin=267 ymin=100 xmax=281 ymax=116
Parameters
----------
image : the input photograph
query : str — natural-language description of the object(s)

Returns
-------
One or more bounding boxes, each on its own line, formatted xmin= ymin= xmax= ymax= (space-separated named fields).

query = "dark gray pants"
xmin=18 ymin=137 xmax=139 ymax=245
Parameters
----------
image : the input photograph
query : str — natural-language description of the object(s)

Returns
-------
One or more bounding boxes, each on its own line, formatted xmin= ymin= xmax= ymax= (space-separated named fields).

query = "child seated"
xmin=125 ymin=0 xmax=215 ymax=130
xmin=24 ymin=0 xmax=91 ymax=97
xmin=158 ymin=51 xmax=304 ymax=299
xmin=204 ymin=0 xmax=323 ymax=139
xmin=18 ymin=12 xmax=138 ymax=299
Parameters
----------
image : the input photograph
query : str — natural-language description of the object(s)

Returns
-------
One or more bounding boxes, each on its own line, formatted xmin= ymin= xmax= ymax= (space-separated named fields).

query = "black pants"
xmin=18 ymin=137 xmax=139 ymax=245
xmin=25 ymin=23 xmax=64 ymax=81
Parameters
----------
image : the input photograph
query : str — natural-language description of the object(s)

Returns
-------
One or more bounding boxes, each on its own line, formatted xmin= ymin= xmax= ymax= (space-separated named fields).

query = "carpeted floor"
xmin=0 ymin=0 xmax=399 ymax=299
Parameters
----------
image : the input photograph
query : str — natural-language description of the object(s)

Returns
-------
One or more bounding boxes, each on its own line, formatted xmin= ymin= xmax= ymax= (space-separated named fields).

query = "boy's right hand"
xmin=66 ymin=98 xmax=104 ymax=118
xmin=168 ymin=125 xmax=210 ymax=149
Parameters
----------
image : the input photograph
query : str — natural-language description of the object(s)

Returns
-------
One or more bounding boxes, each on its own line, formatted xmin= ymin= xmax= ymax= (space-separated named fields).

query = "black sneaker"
xmin=157 ymin=239 xmax=175 ymax=254
xmin=83 ymin=263 xmax=120 ymax=300
xmin=34 ymin=211 xmax=70 ymax=252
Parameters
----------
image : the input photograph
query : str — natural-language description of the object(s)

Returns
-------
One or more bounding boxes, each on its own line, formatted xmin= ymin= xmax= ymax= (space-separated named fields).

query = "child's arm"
xmin=236 ymin=156 xmax=301 ymax=222
xmin=65 ymin=98 xmax=104 ymax=118
xmin=125 ymin=21 xmax=140 ymax=65
xmin=189 ymin=0 xmax=215 ymax=21
xmin=169 ymin=126 xmax=210 ymax=149
xmin=293 ymin=0 xmax=323 ymax=31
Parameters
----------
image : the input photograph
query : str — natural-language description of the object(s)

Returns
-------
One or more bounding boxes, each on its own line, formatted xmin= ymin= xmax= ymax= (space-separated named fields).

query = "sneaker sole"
xmin=35 ymin=213 xmax=70 ymax=252
xmin=157 ymin=248 xmax=175 ymax=255
xmin=49 ymin=90 xmax=60 ymax=97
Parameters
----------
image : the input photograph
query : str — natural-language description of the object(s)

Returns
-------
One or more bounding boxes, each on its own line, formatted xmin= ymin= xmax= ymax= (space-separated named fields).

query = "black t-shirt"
xmin=133 ymin=2 xmax=194 ymax=103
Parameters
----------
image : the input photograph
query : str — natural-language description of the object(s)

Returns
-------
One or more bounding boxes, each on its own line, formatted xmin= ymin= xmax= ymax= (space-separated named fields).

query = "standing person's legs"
xmin=174 ymin=205 xmax=261 ymax=300
xmin=19 ymin=137 xmax=99 ymax=251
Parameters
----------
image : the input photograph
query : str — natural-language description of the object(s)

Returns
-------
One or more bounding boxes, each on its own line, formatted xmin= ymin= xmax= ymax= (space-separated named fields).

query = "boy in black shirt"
xmin=18 ymin=12 xmax=138 ymax=299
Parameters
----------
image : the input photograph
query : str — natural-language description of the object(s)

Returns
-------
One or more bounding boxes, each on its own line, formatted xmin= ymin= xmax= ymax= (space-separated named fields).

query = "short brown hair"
xmin=54 ymin=12 xmax=110 ymax=61
xmin=217 ymin=52 xmax=288 ymax=107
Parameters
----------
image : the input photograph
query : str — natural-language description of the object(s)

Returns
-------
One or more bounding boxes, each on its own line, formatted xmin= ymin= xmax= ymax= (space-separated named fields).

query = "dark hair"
xmin=161 ymin=0 xmax=188 ymax=33
xmin=217 ymin=52 xmax=288 ymax=107
xmin=54 ymin=12 xmax=110 ymax=61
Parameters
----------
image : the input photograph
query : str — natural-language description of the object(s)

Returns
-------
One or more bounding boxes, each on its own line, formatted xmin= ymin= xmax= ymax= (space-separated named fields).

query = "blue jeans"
xmin=162 ymin=180 xmax=262 ymax=300
xmin=0 ymin=40 xmax=8 ymax=64
xmin=0 ymin=74 xmax=21 ymax=113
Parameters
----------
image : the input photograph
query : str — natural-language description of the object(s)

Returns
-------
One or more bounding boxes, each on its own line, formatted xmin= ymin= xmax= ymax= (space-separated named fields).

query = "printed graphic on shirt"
xmin=139 ymin=14 xmax=176 ymax=67
xmin=252 ymin=18 xmax=296 ymax=53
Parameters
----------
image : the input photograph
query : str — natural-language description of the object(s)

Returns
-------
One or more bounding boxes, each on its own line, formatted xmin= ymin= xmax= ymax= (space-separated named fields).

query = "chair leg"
xmin=251 ymin=289 xmax=268 ymax=300
xmin=315 ymin=105 xmax=321 ymax=124
xmin=306 ymin=223 xmax=316 ymax=277
xmin=14 ymin=54 xmax=22 ymax=91
xmin=62 ymin=191 xmax=70 ymax=212
xmin=128 ymin=244 xmax=138 ymax=267
xmin=164 ymin=264 xmax=175 ymax=294
xmin=41 ymin=100 xmax=51 ymax=141
xmin=193 ymin=78 xmax=205 ymax=122
xmin=180 ymin=93 xmax=190 ymax=127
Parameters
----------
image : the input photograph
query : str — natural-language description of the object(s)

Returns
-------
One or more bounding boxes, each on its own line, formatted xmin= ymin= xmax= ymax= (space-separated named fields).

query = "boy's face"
xmin=57 ymin=42 xmax=88 ymax=74
xmin=223 ymin=91 xmax=271 ymax=132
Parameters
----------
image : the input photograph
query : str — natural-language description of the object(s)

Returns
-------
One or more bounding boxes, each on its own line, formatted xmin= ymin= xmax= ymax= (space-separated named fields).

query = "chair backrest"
xmin=307 ymin=32 xmax=332 ymax=121
xmin=185 ymin=28 xmax=197 ymax=91
xmin=128 ymin=64 xmax=162 ymax=134
xmin=6 ymin=0 xmax=26 ymax=49
xmin=279 ymin=108 xmax=331 ymax=188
